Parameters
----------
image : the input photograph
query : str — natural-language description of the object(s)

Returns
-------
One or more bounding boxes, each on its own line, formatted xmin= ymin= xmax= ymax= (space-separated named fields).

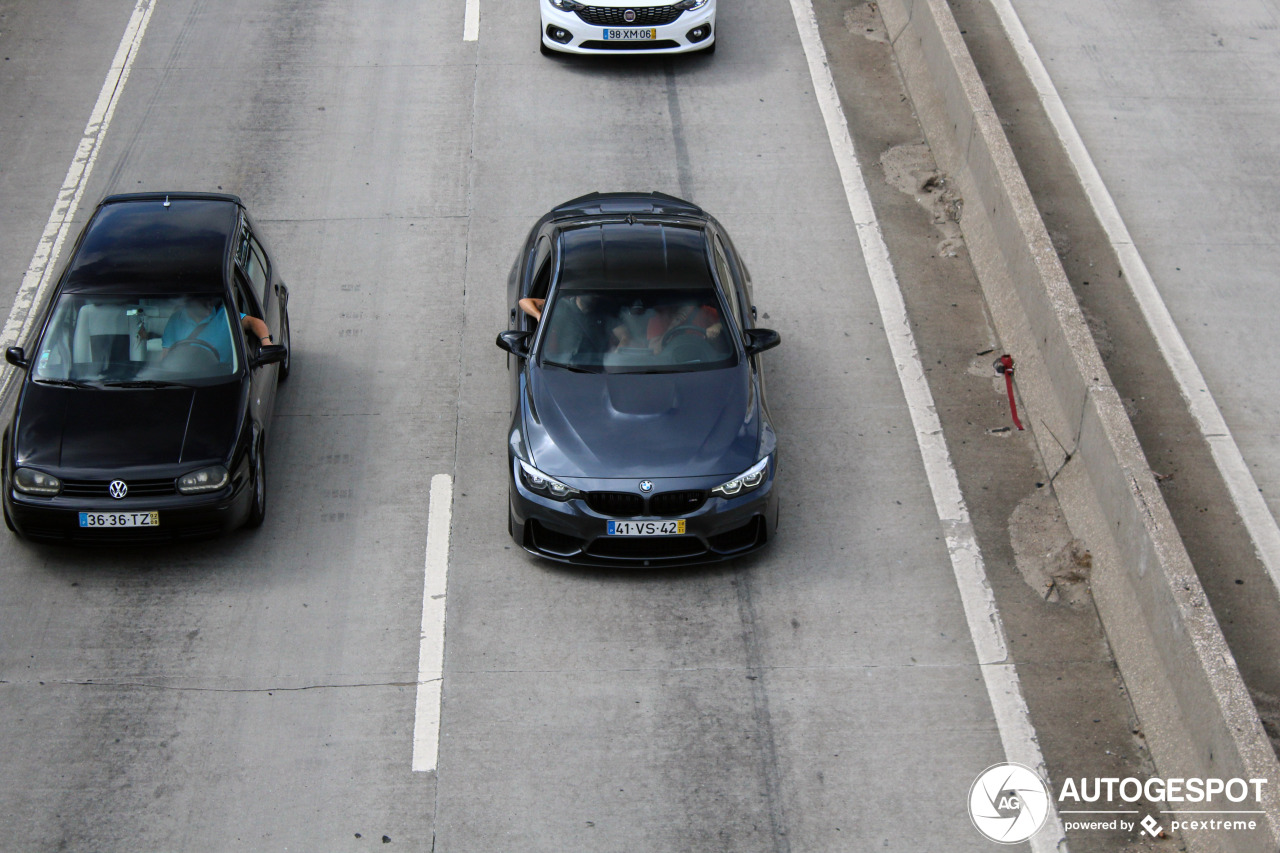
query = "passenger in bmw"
xmin=518 ymin=296 xmax=545 ymax=321
xmin=543 ymin=293 xmax=615 ymax=362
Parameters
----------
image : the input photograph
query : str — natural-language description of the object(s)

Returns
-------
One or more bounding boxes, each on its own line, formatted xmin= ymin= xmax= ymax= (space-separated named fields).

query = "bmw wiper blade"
xmin=102 ymin=379 xmax=192 ymax=388
xmin=33 ymin=378 xmax=97 ymax=389
xmin=543 ymin=361 xmax=602 ymax=374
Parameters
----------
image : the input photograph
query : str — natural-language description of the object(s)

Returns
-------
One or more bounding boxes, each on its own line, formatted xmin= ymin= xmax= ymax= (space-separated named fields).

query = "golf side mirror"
xmin=251 ymin=345 xmax=287 ymax=368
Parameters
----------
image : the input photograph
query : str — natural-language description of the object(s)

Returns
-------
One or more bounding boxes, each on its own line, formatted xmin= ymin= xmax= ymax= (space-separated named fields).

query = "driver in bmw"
xmin=645 ymin=300 xmax=723 ymax=354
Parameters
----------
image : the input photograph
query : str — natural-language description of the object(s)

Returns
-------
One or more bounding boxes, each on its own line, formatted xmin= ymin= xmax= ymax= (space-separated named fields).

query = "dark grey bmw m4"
xmin=496 ymin=192 xmax=781 ymax=567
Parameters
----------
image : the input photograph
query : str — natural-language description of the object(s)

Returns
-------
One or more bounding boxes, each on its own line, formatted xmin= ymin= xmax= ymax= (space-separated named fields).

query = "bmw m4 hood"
xmin=13 ymin=381 xmax=244 ymax=471
xmin=523 ymin=364 xmax=760 ymax=480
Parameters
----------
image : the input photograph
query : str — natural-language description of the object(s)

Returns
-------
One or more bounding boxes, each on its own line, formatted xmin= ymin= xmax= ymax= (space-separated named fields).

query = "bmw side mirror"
xmin=743 ymin=328 xmax=780 ymax=356
xmin=5 ymin=347 xmax=28 ymax=369
xmin=496 ymin=330 xmax=532 ymax=358
xmin=251 ymin=344 xmax=287 ymax=368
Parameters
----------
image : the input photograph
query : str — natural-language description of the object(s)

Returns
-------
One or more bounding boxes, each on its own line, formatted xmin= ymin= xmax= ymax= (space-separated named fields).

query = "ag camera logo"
xmin=969 ymin=762 xmax=1050 ymax=844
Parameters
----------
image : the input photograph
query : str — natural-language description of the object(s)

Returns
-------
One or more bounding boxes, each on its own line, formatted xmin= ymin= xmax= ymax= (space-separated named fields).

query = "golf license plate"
xmin=608 ymin=519 xmax=685 ymax=536
xmin=604 ymin=27 xmax=656 ymax=40
xmin=79 ymin=511 xmax=159 ymax=528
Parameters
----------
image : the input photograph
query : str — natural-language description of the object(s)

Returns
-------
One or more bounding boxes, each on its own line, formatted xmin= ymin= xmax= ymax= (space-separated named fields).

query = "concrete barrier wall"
xmin=874 ymin=0 xmax=1280 ymax=849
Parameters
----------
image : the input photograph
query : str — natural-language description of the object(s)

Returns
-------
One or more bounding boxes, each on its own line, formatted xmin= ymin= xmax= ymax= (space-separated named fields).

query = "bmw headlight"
xmin=549 ymin=0 xmax=586 ymax=10
xmin=177 ymin=465 xmax=229 ymax=495
xmin=675 ymin=0 xmax=710 ymax=9
xmin=13 ymin=467 xmax=61 ymax=496
xmin=518 ymin=459 xmax=580 ymax=501
xmin=711 ymin=457 xmax=769 ymax=498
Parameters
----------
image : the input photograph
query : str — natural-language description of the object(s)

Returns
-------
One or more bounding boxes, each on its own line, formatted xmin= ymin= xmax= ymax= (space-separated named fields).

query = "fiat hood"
xmin=522 ymin=363 xmax=760 ymax=480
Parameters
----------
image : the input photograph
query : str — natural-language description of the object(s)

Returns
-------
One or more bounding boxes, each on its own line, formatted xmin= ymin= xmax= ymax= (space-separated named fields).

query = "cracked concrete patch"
xmin=1009 ymin=485 xmax=1093 ymax=606
xmin=880 ymin=142 xmax=965 ymax=257
xmin=844 ymin=1 xmax=889 ymax=43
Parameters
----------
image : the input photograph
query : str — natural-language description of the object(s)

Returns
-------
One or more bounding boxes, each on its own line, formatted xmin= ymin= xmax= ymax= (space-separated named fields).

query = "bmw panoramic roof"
xmin=557 ymin=221 xmax=713 ymax=292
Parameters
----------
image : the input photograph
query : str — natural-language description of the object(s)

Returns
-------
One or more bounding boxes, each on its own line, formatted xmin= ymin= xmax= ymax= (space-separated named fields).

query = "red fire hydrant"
xmin=994 ymin=354 xmax=1024 ymax=431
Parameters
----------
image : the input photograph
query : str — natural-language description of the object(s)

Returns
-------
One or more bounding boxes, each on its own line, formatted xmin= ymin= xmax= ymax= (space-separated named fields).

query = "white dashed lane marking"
xmin=464 ymin=0 xmax=479 ymax=41
xmin=412 ymin=473 xmax=453 ymax=773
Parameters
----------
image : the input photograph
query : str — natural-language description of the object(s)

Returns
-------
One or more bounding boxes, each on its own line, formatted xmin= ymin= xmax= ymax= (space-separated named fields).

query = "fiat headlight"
xmin=177 ymin=465 xmax=229 ymax=495
xmin=13 ymin=468 xmax=61 ymax=496
xmin=711 ymin=457 xmax=769 ymax=498
xmin=518 ymin=459 xmax=580 ymax=501
xmin=675 ymin=0 xmax=710 ymax=9
xmin=549 ymin=0 xmax=586 ymax=10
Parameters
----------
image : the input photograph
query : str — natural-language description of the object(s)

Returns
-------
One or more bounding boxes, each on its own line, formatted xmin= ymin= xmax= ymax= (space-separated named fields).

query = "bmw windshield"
xmin=538 ymin=286 xmax=738 ymax=374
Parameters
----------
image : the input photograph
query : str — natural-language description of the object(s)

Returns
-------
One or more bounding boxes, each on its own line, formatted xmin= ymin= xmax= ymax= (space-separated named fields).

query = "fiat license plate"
xmin=604 ymin=28 xmax=656 ymax=40
xmin=79 ymin=511 xmax=159 ymax=528
xmin=608 ymin=519 xmax=686 ymax=536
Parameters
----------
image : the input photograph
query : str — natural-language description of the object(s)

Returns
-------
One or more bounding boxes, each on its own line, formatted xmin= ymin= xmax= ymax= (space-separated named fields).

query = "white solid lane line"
xmin=0 ymin=0 xmax=158 ymax=401
xmin=988 ymin=0 xmax=1280 ymax=607
xmin=413 ymin=473 xmax=454 ymax=773
xmin=784 ymin=1 xmax=1068 ymax=850
xmin=464 ymin=0 xmax=480 ymax=42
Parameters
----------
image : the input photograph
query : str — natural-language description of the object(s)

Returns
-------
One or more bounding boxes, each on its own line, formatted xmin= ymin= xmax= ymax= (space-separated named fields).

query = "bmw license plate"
xmin=608 ymin=519 xmax=686 ymax=536
xmin=79 ymin=511 xmax=160 ymax=528
xmin=604 ymin=28 xmax=656 ymax=40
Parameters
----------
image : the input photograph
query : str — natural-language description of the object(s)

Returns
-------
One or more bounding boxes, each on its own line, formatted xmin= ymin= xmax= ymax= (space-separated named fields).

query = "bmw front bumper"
xmin=508 ymin=455 xmax=778 ymax=567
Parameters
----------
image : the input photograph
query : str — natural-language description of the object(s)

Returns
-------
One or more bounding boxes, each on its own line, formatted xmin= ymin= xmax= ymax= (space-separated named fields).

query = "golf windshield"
xmin=31 ymin=293 xmax=241 ymax=385
xmin=539 ymin=287 xmax=738 ymax=373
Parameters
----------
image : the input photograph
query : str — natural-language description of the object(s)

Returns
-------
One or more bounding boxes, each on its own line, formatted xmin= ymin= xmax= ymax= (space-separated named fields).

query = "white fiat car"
xmin=540 ymin=0 xmax=715 ymax=55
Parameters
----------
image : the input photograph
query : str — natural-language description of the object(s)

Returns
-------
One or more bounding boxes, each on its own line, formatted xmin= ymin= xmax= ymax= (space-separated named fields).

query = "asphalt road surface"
xmin=0 ymin=1 xmax=1163 ymax=851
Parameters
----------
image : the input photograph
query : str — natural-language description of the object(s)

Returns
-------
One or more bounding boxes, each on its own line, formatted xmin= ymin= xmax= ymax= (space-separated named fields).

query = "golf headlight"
xmin=178 ymin=465 xmax=229 ymax=495
xmin=675 ymin=0 xmax=710 ymax=9
xmin=549 ymin=0 xmax=586 ymax=10
xmin=518 ymin=459 xmax=580 ymax=501
xmin=711 ymin=457 xmax=769 ymax=498
xmin=14 ymin=467 xmax=61 ymax=496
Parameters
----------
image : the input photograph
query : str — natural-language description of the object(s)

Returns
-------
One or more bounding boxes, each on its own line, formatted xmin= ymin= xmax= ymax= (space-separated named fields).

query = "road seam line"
xmin=987 ymin=0 xmax=1280 ymax=603
xmin=785 ymin=1 xmax=1067 ymax=849
xmin=0 ymin=0 xmax=158 ymax=401
xmin=413 ymin=473 xmax=453 ymax=773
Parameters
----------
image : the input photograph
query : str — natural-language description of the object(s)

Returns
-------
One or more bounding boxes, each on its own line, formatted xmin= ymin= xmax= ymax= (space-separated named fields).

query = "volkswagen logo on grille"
xmin=639 ymin=480 xmax=654 ymax=493
xmin=624 ymin=8 xmax=637 ymax=22
xmin=108 ymin=480 xmax=128 ymax=500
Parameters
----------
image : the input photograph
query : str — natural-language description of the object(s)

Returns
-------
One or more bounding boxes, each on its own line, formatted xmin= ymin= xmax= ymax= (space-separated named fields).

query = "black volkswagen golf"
xmin=2 ymin=192 xmax=292 ymax=542
xmin=497 ymin=192 xmax=781 ymax=566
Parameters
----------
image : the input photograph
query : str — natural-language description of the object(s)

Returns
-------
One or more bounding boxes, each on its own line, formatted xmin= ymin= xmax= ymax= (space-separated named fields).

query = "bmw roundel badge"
xmin=639 ymin=480 xmax=654 ymax=493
